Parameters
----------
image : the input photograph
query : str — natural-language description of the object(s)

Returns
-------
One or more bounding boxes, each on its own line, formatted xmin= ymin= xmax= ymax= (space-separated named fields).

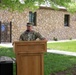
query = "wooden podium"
xmin=13 ymin=41 xmax=47 ymax=75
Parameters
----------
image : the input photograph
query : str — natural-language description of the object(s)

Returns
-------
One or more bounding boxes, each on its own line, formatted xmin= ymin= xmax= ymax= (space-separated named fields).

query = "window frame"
xmin=64 ymin=14 xmax=70 ymax=27
xmin=29 ymin=11 xmax=37 ymax=26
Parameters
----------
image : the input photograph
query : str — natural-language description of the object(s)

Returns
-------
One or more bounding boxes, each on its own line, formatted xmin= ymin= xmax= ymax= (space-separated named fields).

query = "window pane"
xmin=29 ymin=12 xmax=33 ymax=23
xmin=29 ymin=11 xmax=36 ymax=26
xmin=64 ymin=14 xmax=70 ymax=26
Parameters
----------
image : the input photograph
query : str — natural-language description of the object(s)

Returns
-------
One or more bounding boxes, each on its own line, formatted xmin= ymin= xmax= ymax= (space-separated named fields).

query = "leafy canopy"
xmin=0 ymin=0 xmax=76 ymax=13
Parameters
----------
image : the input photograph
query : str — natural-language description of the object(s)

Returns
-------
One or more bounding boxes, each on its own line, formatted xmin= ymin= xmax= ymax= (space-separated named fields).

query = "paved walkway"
xmin=0 ymin=39 xmax=76 ymax=56
xmin=47 ymin=49 xmax=76 ymax=56
xmin=0 ymin=43 xmax=13 ymax=47
xmin=47 ymin=39 xmax=76 ymax=43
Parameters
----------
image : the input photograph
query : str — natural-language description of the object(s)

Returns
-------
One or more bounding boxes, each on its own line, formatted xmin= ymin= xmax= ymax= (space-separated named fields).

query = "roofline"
xmin=39 ymin=6 xmax=67 ymax=11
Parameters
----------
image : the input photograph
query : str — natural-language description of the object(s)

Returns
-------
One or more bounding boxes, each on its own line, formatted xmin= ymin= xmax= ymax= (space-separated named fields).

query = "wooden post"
xmin=13 ymin=41 xmax=47 ymax=75
xmin=10 ymin=21 xmax=12 ymax=42
xmin=0 ymin=21 xmax=1 ymax=43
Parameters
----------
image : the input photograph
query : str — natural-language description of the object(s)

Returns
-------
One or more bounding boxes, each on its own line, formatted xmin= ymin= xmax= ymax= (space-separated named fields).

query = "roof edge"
xmin=39 ymin=6 xmax=67 ymax=11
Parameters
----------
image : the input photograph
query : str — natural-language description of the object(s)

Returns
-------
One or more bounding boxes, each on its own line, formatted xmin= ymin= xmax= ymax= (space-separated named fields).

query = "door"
xmin=0 ymin=21 xmax=12 ymax=43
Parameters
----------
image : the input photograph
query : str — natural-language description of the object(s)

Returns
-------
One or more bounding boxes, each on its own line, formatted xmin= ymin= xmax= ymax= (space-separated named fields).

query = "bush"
xmin=69 ymin=37 xmax=72 ymax=40
xmin=53 ymin=37 xmax=58 ymax=41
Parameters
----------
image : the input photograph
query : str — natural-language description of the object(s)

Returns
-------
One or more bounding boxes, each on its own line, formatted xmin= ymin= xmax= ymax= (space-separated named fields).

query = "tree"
xmin=0 ymin=0 xmax=76 ymax=13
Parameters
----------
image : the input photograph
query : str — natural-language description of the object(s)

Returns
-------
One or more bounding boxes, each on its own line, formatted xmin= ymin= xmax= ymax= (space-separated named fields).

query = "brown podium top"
xmin=13 ymin=41 xmax=47 ymax=54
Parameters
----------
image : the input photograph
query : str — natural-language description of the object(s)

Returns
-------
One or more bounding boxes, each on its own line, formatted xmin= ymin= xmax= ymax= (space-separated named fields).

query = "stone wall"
xmin=0 ymin=9 xmax=29 ymax=42
xmin=33 ymin=7 xmax=76 ymax=40
xmin=0 ymin=7 xmax=76 ymax=42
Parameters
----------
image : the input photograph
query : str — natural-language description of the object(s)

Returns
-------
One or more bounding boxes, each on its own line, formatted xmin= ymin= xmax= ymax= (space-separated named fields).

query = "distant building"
xmin=0 ymin=6 xmax=76 ymax=43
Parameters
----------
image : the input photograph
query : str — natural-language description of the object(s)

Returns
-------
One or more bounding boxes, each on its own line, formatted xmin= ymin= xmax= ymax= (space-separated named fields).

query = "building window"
xmin=64 ymin=14 xmax=70 ymax=26
xmin=29 ymin=11 xmax=37 ymax=26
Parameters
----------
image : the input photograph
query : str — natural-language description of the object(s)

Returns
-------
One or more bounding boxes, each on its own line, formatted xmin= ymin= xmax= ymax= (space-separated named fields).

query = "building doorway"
xmin=0 ymin=21 xmax=12 ymax=43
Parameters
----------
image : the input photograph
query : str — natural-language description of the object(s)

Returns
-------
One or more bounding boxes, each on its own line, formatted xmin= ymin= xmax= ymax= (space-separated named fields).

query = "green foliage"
xmin=53 ymin=37 xmax=58 ymax=41
xmin=0 ymin=0 xmax=43 ymax=12
xmin=0 ymin=0 xmax=76 ymax=13
xmin=69 ymin=37 xmax=72 ymax=40
xmin=67 ymin=3 xmax=76 ymax=13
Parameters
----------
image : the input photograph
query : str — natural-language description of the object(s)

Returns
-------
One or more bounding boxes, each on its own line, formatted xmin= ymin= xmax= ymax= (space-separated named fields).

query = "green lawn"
xmin=0 ymin=47 xmax=15 ymax=57
xmin=0 ymin=47 xmax=76 ymax=75
xmin=47 ymin=41 xmax=76 ymax=52
xmin=44 ymin=53 xmax=76 ymax=75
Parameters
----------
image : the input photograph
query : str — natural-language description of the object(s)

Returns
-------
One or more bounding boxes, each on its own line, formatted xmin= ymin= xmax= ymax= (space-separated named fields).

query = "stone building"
xmin=0 ymin=6 xmax=76 ymax=43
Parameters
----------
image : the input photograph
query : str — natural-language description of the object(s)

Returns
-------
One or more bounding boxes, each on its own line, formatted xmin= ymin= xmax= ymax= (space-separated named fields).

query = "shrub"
xmin=69 ymin=37 xmax=72 ymax=40
xmin=53 ymin=37 xmax=58 ymax=41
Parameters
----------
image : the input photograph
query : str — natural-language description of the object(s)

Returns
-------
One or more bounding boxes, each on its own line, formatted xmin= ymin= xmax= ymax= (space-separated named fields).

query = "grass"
xmin=0 ymin=47 xmax=76 ymax=75
xmin=47 ymin=41 xmax=76 ymax=52
xmin=0 ymin=47 xmax=15 ymax=57
xmin=0 ymin=47 xmax=16 ymax=75
xmin=44 ymin=53 xmax=76 ymax=75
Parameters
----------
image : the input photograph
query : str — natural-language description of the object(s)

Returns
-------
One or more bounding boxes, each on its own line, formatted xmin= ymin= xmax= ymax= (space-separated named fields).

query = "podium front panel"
xmin=17 ymin=53 xmax=44 ymax=75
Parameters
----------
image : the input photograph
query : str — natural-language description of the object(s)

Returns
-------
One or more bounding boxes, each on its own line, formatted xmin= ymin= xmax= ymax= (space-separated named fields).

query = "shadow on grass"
xmin=44 ymin=53 xmax=76 ymax=75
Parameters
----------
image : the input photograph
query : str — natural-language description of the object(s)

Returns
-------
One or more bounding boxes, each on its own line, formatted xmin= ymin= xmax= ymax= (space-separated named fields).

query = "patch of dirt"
xmin=50 ymin=65 xmax=76 ymax=75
